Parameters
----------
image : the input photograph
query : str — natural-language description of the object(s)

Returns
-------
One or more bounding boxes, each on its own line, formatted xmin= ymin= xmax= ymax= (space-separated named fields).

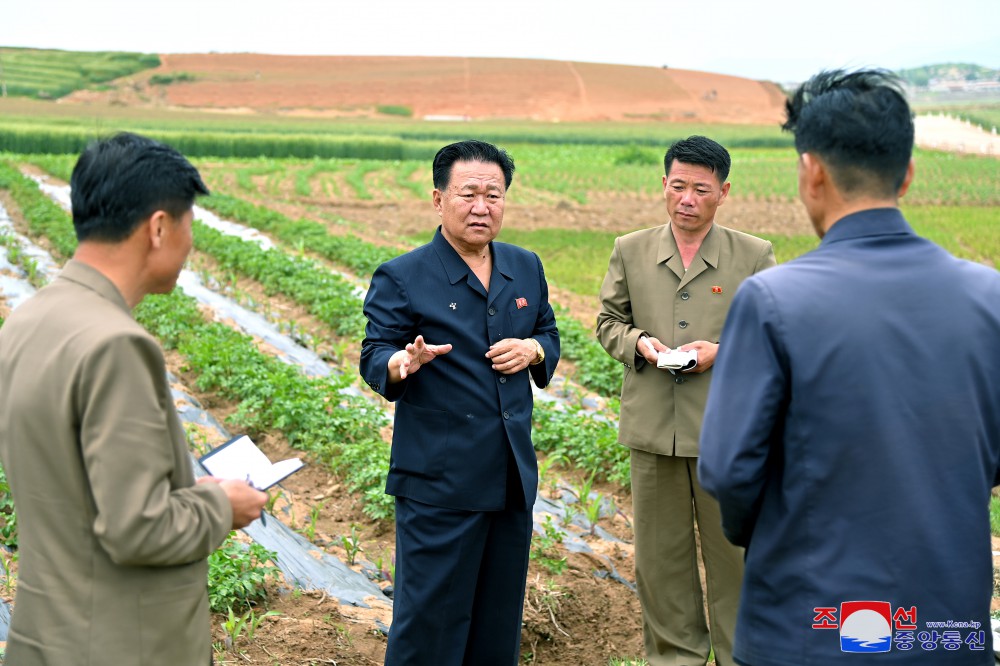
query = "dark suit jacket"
xmin=0 ymin=260 xmax=232 ymax=665
xmin=699 ymin=209 xmax=1000 ymax=665
xmin=360 ymin=228 xmax=559 ymax=511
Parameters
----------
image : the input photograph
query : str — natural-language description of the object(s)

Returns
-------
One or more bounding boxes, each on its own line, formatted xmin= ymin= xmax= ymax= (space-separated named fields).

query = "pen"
xmin=246 ymin=475 xmax=267 ymax=526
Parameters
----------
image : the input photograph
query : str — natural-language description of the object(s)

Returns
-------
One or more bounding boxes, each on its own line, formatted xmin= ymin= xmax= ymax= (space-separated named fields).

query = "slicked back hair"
xmin=783 ymin=69 xmax=914 ymax=198
xmin=663 ymin=135 xmax=732 ymax=185
xmin=70 ymin=132 xmax=209 ymax=243
xmin=432 ymin=140 xmax=515 ymax=191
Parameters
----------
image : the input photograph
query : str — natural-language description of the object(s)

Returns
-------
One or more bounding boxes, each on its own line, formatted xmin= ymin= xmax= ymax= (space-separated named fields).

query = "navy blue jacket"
xmin=360 ymin=228 xmax=559 ymax=511
xmin=699 ymin=209 xmax=1000 ymax=665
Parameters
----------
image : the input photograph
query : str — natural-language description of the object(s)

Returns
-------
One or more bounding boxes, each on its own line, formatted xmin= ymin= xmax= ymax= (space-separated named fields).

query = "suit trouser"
xmin=384 ymin=495 xmax=533 ymax=666
xmin=631 ymin=449 xmax=744 ymax=666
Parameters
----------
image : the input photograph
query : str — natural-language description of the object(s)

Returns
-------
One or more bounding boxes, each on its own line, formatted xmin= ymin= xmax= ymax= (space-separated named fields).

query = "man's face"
xmin=151 ymin=207 xmax=194 ymax=293
xmin=663 ymin=160 xmax=730 ymax=235
xmin=433 ymin=160 xmax=505 ymax=253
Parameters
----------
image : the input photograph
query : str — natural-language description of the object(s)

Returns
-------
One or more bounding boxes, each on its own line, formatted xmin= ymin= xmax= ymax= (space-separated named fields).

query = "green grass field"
xmin=0 ymin=47 xmax=160 ymax=99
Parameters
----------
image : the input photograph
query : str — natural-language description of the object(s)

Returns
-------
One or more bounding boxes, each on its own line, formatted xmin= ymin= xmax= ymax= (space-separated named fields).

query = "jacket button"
xmin=488 ymin=307 xmax=497 ymax=316
xmin=499 ymin=376 xmax=507 ymax=384
xmin=674 ymin=376 xmax=685 ymax=384
xmin=680 ymin=292 xmax=690 ymax=300
xmin=678 ymin=320 xmax=688 ymax=329
xmin=503 ymin=411 xmax=510 ymax=419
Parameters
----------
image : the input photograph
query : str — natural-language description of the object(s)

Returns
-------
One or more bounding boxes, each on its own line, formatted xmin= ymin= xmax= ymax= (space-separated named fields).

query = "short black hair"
xmin=432 ymin=140 xmax=515 ymax=191
xmin=70 ymin=132 xmax=209 ymax=243
xmin=663 ymin=135 xmax=731 ymax=185
xmin=782 ymin=69 xmax=914 ymax=197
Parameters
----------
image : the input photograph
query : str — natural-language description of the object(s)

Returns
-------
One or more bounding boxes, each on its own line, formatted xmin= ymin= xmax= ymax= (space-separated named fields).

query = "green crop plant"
xmin=530 ymin=515 xmax=568 ymax=576
xmin=340 ymin=524 xmax=364 ymax=566
xmin=0 ymin=550 xmax=17 ymax=597
xmin=134 ymin=289 xmax=393 ymax=519
xmin=532 ymin=399 xmax=629 ymax=486
xmin=207 ymin=534 xmax=279 ymax=613
xmin=344 ymin=161 xmax=382 ymax=199
xmin=220 ymin=607 xmax=278 ymax=652
xmin=191 ymin=222 xmax=368 ymax=337
xmin=583 ymin=491 xmax=610 ymax=536
xmin=376 ymin=105 xmax=413 ymax=117
xmin=197 ymin=192 xmax=403 ymax=278
xmin=0 ymin=464 xmax=18 ymax=548
xmin=990 ymin=496 xmax=1000 ymax=537
xmin=303 ymin=501 xmax=325 ymax=543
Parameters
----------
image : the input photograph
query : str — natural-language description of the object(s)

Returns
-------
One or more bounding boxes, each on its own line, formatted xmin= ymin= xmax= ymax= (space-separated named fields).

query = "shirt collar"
xmin=821 ymin=208 xmax=914 ymax=245
xmin=431 ymin=226 xmax=512 ymax=283
xmin=58 ymin=259 xmax=131 ymax=313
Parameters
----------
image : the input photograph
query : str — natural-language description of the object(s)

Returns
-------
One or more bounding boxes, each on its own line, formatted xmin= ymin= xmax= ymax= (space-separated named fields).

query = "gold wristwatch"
xmin=528 ymin=338 xmax=545 ymax=365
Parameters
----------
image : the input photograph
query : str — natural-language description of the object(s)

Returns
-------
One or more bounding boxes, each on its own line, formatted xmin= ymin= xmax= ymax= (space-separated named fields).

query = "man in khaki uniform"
xmin=0 ymin=132 xmax=266 ymax=665
xmin=596 ymin=136 xmax=775 ymax=666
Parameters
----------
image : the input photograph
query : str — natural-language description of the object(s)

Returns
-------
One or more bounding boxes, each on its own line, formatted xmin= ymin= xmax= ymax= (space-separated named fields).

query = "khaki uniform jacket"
xmin=597 ymin=223 xmax=775 ymax=456
xmin=0 ymin=260 xmax=232 ymax=665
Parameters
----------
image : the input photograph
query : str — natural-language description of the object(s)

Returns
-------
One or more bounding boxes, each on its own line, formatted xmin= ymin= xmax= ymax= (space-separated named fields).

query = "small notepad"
xmin=199 ymin=435 xmax=304 ymax=490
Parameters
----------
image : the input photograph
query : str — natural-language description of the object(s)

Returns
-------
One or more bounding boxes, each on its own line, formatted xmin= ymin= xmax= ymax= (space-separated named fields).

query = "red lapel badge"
xmin=515 ymin=297 xmax=528 ymax=309
xmin=711 ymin=286 xmax=723 ymax=294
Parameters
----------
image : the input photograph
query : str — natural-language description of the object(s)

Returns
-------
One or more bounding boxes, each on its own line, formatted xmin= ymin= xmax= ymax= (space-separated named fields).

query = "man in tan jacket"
xmin=0 ymin=132 xmax=266 ymax=665
xmin=597 ymin=136 xmax=775 ymax=666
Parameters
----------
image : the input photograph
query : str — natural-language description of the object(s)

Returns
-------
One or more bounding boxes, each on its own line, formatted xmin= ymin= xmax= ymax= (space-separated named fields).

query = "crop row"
xmin=0 ymin=177 xmax=286 ymax=615
xmin=187 ymin=148 xmax=1000 ymax=209
xmin=0 ymin=47 xmax=160 ymax=99
xmin=12 ymin=152 xmax=629 ymax=410
xmin=0 ymin=127 xmax=445 ymax=162
xmin=180 ymin=190 xmax=629 ymax=484
xmin=189 ymin=193 xmax=629 ymax=483
xmin=0 ymin=160 xmax=396 ymax=520
xmin=6 ymin=158 xmax=630 ymax=493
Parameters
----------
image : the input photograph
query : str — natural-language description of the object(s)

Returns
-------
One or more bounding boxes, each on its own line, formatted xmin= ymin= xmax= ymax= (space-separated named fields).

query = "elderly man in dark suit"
xmin=0 ymin=132 xmax=266 ymax=665
xmin=699 ymin=69 xmax=1000 ymax=665
xmin=360 ymin=139 xmax=559 ymax=666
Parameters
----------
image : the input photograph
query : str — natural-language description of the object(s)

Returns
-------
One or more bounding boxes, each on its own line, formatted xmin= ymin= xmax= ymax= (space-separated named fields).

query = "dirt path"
xmin=915 ymin=114 xmax=1000 ymax=157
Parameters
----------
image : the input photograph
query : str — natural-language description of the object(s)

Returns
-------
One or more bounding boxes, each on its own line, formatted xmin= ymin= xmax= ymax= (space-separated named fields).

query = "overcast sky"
xmin=3 ymin=0 xmax=997 ymax=83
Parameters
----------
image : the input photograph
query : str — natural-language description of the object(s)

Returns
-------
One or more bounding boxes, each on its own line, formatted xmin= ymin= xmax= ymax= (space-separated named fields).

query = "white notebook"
xmin=199 ymin=435 xmax=304 ymax=490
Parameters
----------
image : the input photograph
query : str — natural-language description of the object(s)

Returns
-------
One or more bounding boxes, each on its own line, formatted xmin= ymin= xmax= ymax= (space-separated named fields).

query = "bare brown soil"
xmin=61 ymin=54 xmax=787 ymax=124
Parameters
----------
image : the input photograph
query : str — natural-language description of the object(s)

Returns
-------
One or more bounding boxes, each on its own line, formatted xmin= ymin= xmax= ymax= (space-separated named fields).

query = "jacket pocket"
xmin=506 ymin=304 xmax=540 ymax=339
xmin=139 ymin=581 xmax=210 ymax=664
xmin=392 ymin=402 xmax=449 ymax=479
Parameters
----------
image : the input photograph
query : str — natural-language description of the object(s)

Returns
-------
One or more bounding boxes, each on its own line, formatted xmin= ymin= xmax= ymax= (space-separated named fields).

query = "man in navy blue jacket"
xmin=360 ymin=140 xmax=559 ymax=665
xmin=698 ymin=69 xmax=1000 ymax=665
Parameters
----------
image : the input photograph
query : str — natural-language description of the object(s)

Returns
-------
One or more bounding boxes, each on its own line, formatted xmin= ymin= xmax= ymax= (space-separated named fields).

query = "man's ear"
xmin=897 ymin=158 xmax=916 ymax=199
xmin=146 ymin=211 xmax=168 ymax=250
xmin=718 ymin=181 xmax=731 ymax=204
xmin=799 ymin=152 xmax=827 ymax=201
xmin=432 ymin=189 xmax=444 ymax=216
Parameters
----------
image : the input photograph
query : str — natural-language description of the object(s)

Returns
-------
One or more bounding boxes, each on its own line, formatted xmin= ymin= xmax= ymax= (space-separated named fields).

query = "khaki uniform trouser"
xmin=631 ymin=449 xmax=744 ymax=666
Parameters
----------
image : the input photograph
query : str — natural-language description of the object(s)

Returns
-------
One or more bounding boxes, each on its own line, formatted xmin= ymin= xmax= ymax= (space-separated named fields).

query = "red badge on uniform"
xmin=711 ymin=286 xmax=723 ymax=294
xmin=515 ymin=297 xmax=528 ymax=309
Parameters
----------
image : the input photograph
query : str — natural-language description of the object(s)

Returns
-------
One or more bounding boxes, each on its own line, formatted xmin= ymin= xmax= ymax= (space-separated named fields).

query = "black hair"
xmin=663 ymin=135 xmax=731 ymax=184
xmin=432 ymin=140 xmax=515 ymax=191
xmin=782 ymin=69 xmax=914 ymax=197
xmin=70 ymin=132 xmax=209 ymax=243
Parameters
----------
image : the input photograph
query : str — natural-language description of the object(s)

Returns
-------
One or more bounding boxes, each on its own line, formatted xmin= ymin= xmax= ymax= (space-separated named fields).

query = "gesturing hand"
xmin=389 ymin=335 xmax=453 ymax=382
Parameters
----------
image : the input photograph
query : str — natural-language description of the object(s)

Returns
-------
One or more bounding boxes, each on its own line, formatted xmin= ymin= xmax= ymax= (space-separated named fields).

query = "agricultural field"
xmin=1 ymin=93 xmax=999 ymax=665
xmin=0 ymin=47 xmax=160 ymax=99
